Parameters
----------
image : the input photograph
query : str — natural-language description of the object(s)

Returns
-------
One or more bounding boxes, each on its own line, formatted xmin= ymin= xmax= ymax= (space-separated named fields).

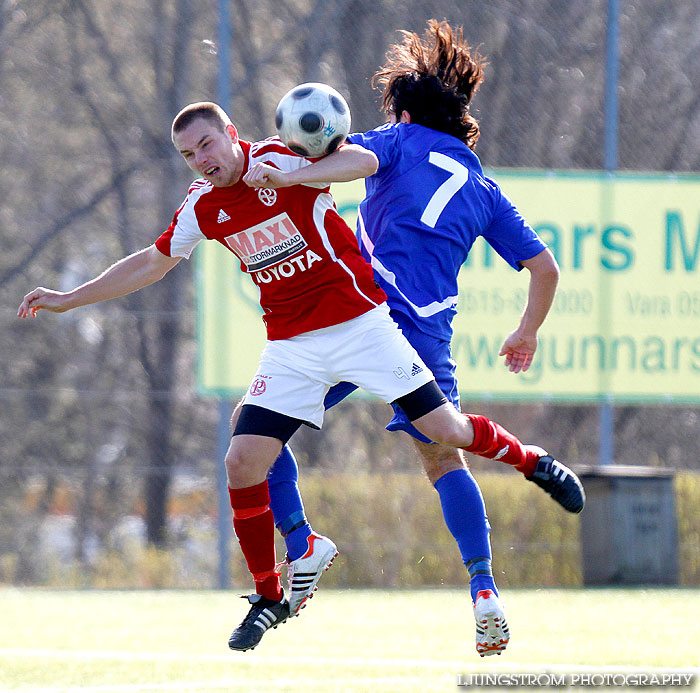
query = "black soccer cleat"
xmin=524 ymin=446 xmax=586 ymax=514
xmin=228 ymin=593 xmax=290 ymax=652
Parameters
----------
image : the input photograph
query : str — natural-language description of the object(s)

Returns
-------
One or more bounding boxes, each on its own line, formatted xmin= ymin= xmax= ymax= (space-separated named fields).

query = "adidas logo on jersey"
xmin=217 ymin=209 xmax=231 ymax=223
xmin=411 ymin=363 xmax=424 ymax=376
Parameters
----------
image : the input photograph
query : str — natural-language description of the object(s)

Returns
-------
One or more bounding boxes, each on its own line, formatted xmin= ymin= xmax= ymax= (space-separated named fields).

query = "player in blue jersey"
xmin=246 ymin=20 xmax=585 ymax=656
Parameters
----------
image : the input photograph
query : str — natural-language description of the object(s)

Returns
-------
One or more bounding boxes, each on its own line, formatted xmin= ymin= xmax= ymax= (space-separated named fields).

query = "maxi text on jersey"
xmin=225 ymin=211 xmax=323 ymax=282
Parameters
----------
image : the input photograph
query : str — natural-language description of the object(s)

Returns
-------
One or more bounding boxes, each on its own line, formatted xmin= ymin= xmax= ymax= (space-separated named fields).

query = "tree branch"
xmin=0 ymin=164 xmax=139 ymax=287
xmin=70 ymin=0 xmax=167 ymax=158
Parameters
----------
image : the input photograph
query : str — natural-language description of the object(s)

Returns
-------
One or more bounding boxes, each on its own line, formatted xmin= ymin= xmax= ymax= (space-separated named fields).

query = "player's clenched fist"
xmin=242 ymin=162 xmax=290 ymax=189
xmin=17 ymin=288 xmax=70 ymax=318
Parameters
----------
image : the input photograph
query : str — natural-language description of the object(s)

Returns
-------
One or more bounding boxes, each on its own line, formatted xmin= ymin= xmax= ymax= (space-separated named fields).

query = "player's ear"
xmin=399 ymin=111 xmax=412 ymax=124
xmin=226 ymin=123 xmax=238 ymax=143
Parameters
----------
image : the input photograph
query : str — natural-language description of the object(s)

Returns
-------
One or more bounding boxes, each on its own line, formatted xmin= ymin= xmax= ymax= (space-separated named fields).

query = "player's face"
xmin=174 ymin=118 xmax=242 ymax=187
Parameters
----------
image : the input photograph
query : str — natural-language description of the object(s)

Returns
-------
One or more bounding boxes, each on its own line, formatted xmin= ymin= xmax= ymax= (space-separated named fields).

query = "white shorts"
xmin=242 ymin=303 xmax=434 ymax=428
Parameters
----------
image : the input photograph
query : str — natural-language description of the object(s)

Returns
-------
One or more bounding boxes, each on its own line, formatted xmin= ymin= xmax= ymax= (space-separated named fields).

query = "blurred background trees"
xmin=1 ymin=0 xmax=699 ymax=585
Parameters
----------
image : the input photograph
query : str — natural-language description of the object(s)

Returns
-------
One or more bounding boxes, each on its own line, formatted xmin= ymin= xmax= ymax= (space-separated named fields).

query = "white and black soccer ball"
xmin=275 ymin=82 xmax=351 ymax=158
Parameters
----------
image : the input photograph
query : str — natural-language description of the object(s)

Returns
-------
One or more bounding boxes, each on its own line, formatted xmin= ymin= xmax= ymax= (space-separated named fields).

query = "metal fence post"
xmin=599 ymin=0 xmax=620 ymax=465
xmin=215 ymin=1 xmax=233 ymax=589
xmin=216 ymin=399 xmax=233 ymax=589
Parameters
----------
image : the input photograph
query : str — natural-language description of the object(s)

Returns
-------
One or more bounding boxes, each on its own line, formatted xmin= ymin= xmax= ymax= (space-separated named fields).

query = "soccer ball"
xmin=275 ymin=82 xmax=351 ymax=158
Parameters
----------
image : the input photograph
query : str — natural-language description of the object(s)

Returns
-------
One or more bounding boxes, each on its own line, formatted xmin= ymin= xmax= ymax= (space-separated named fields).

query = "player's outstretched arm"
xmin=17 ymin=245 xmax=181 ymax=318
xmin=243 ymin=144 xmax=378 ymax=189
xmin=498 ymin=248 xmax=559 ymax=373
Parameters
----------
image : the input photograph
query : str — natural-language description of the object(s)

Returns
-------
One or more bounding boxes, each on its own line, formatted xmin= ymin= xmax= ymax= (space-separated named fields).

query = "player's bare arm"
xmin=17 ymin=244 xmax=181 ymax=318
xmin=498 ymin=248 xmax=559 ymax=373
xmin=242 ymin=144 xmax=378 ymax=189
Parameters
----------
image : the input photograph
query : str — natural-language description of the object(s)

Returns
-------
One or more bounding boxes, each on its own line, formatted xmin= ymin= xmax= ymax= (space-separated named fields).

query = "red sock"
xmin=463 ymin=414 xmax=539 ymax=476
xmin=229 ymin=481 xmax=282 ymax=602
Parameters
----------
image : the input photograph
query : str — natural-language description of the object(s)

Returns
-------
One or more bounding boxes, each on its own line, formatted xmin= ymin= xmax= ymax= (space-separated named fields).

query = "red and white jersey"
xmin=155 ymin=137 xmax=386 ymax=340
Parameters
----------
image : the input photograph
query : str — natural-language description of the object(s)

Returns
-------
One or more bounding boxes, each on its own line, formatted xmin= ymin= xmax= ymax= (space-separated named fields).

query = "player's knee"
xmin=224 ymin=445 xmax=243 ymax=485
xmin=224 ymin=439 xmax=260 ymax=486
xmin=414 ymin=406 xmax=472 ymax=448
xmin=432 ymin=420 xmax=467 ymax=448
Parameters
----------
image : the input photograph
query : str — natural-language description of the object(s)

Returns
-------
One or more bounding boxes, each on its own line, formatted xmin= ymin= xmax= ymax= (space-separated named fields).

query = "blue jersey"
xmin=347 ymin=123 xmax=546 ymax=341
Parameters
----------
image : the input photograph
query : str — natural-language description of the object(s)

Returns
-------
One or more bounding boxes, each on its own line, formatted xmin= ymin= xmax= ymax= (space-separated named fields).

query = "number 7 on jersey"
xmin=420 ymin=152 xmax=470 ymax=228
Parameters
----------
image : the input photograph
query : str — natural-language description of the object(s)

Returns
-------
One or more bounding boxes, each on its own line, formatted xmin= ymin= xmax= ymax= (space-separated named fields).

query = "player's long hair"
xmin=373 ymin=20 xmax=486 ymax=149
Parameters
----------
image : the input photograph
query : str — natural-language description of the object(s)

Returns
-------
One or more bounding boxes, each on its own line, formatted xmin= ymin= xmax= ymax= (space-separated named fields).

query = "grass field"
xmin=1 ymin=588 xmax=699 ymax=692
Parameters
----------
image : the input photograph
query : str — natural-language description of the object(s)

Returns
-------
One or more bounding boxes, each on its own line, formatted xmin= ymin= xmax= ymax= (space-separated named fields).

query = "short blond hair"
xmin=171 ymin=102 xmax=232 ymax=141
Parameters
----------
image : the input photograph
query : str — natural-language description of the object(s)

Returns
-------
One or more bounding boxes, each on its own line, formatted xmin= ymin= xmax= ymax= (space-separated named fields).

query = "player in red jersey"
xmin=18 ymin=101 xmax=581 ymax=652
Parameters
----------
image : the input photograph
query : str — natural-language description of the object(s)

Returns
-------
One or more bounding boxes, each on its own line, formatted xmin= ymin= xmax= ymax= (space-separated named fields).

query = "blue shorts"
xmin=323 ymin=310 xmax=459 ymax=443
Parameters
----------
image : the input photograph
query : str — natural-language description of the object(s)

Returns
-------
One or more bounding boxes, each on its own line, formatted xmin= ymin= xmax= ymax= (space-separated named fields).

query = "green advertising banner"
xmin=195 ymin=171 xmax=700 ymax=402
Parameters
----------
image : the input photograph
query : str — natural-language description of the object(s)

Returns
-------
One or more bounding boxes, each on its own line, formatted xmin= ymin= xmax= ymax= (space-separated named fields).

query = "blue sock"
xmin=267 ymin=444 xmax=312 ymax=561
xmin=433 ymin=468 xmax=498 ymax=602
